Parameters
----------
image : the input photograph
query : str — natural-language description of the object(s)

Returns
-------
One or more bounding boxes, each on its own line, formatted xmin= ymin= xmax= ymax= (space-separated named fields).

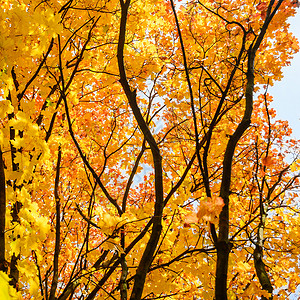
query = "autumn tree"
xmin=0 ymin=0 xmax=299 ymax=299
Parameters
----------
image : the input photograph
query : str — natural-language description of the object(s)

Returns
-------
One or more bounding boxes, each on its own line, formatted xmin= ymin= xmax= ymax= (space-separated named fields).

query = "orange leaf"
xmin=256 ymin=2 xmax=268 ymax=11
xmin=184 ymin=212 xmax=199 ymax=227
xmin=197 ymin=197 xmax=225 ymax=224
xmin=262 ymin=156 xmax=274 ymax=167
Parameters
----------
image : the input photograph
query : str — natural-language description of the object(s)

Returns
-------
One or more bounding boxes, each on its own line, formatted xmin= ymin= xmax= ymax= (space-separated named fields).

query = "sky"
xmin=269 ymin=9 xmax=300 ymax=139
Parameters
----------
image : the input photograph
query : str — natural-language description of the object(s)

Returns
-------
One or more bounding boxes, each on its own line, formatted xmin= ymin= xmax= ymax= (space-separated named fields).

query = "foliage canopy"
xmin=0 ymin=0 xmax=299 ymax=299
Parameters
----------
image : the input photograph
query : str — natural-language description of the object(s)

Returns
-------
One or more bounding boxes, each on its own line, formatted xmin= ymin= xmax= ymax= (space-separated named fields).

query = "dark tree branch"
xmin=0 ymin=147 xmax=7 ymax=272
xmin=117 ymin=0 xmax=164 ymax=299
xmin=49 ymin=147 xmax=62 ymax=300
xmin=215 ymin=1 xmax=284 ymax=299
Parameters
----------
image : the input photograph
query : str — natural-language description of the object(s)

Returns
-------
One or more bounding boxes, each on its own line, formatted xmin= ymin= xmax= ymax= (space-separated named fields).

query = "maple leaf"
xmin=184 ymin=211 xmax=199 ymax=227
xmin=197 ymin=197 xmax=225 ymax=224
xmin=291 ymin=0 xmax=300 ymax=7
xmin=256 ymin=1 xmax=268 ymax=18
xmin=0 ymin=100 xmax=14 ymax=119
xmin=0 ymin=272 xmax=21 ymax=300
xmin=262 ymin=156 xmax=275 ymax=167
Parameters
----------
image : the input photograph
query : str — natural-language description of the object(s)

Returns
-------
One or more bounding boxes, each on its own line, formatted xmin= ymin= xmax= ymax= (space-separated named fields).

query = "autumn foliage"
xmin=0 ymin=0 xmax=299 ymax=299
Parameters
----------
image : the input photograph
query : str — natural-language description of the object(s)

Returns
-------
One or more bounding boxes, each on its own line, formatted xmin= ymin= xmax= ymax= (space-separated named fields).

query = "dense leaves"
xmin=0 ymin=0 xmax=299 ymax=299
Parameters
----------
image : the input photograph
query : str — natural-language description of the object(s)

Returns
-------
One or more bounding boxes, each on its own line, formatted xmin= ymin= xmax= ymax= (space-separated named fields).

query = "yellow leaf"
xmin=0 ymin=271 xmax=21 ymax=300
xmin=0 ymin=272 xmax=11 ymax=300
xmin=0 ymin=100 xmax=14 ymax=119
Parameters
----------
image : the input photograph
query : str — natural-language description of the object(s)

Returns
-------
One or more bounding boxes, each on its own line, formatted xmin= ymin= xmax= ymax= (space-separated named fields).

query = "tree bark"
xmin=117 ymin=1 xmax=164 ymax=299
xmin=49 ymin=148 xmax=62 ymax=300
xmin=215 ymin=1 xmax=284 ymax=298
xmin=254 ymin=245 xmax=273 ymax=300
xmin=0 ymin=147 xmax=7 ymax=272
